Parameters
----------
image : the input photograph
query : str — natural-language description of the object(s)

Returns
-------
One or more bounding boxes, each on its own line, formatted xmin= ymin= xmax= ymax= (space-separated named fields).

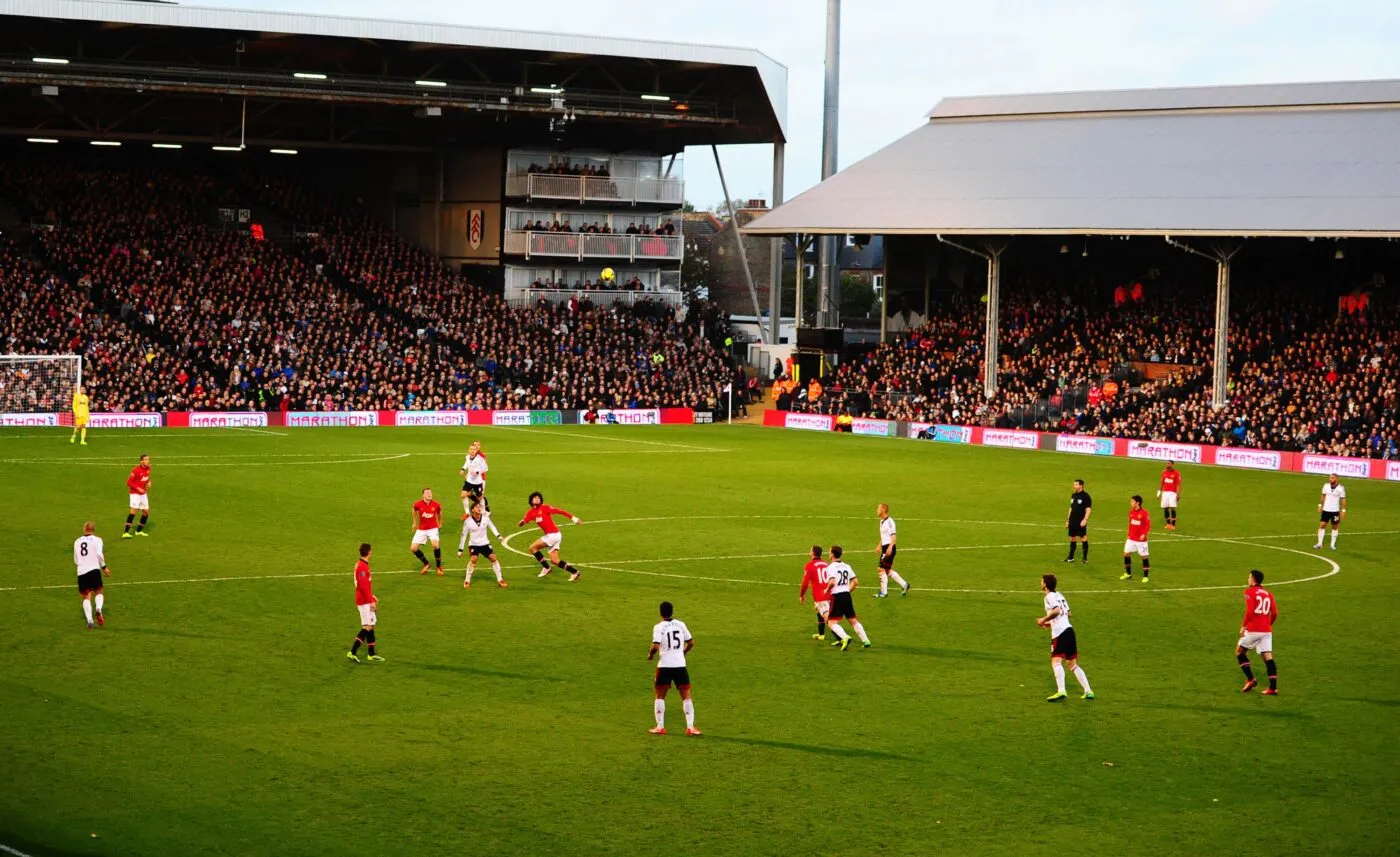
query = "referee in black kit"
xmin=1064 ymin=479 xmax=1092 ymax=563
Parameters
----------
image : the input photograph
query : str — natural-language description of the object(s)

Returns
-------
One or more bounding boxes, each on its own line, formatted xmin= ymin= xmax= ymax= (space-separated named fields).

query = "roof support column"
xmin=1166 ymin=237 xmax=1242 ymax=409
xmin=937 ymin=235 xmax=1005 ymax=399
xmin=816 ymin=0 xmax=841 ymax=330
xmin=712 ymin=144 xmax=766 ymax=342
xmin=768 ymin=140 xmax=785 ymax=344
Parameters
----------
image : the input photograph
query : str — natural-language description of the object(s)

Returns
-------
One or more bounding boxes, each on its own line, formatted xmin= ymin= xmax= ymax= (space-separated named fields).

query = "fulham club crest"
xmin=468 ymin=209 xmax=484 ymax=250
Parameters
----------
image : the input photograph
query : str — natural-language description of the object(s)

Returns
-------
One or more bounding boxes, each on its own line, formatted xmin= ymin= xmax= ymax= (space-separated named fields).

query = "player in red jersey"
xmin=519 ymin=491 xmax=581 ymax=581
xmin=799 ymin=545 xmax=831 ymax=640
xmin=1236 ymin=569 xmax=1278 ymax=694
xmin=122 ymin=454 xmax=152 ymax=539
xmin=347 ymin=543 xmax=383 ymax=663
xmin=1157 ymin=461 xmax=1182 ymax=531
xmin=1121 ymin=495 xmax=1152 ymax=583
xmin=410 ymin=488 xmax=444 ymax=575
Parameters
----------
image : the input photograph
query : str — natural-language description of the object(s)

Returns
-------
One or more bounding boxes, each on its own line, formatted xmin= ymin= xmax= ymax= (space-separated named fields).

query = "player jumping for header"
xmin=519 ymin=491 xmax=582 ymax=581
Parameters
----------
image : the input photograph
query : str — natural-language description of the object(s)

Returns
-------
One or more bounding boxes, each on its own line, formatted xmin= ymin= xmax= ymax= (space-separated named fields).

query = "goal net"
xmin=0 ymin=354 xmax=83 ymax=423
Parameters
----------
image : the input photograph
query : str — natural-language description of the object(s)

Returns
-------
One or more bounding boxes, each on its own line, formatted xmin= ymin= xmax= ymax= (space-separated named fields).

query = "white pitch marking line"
xmin=0 ymin=453 xmax=412 ymax=467
xmin=491 ymin=425 xmax=728 ymax=452
xmin=0 ymin=843 xmax=37 ymax=857
xmin=0 ymin=563 xmax=537 ymax=593
xmin=228 ymin=426 xmax=288 ymax=436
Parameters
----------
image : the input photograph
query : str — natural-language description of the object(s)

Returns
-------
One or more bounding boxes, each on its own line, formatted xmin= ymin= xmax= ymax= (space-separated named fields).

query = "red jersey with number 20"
xmin=1242 ymin=584 xmax=1277 ymax=633
xmin=522 ymin=504 xmax=573 ymax=535
xmin=800 ymin=559 xmax=830 ymax=602
xmin=1127 ymin=509 xmax=1151 ymax=541
xmin=354 ymin=559 xmax=374 ymax=606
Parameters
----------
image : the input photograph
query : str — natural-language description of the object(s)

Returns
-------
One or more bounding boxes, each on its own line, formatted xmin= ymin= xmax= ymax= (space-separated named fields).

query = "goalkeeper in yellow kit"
xmin=71 ymin=386 xmax=90 ymax=445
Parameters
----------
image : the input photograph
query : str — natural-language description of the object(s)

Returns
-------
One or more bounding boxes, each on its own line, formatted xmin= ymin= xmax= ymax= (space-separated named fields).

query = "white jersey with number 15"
xmin=652 ymin=619 xmax=692 ymax=668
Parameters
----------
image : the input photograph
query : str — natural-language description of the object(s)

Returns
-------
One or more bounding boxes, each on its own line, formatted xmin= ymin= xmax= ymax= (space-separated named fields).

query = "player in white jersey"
xmin=459 ymin=441 xmax=489 ymax=514
xmin=1315 ymin=474 xmax=1347 ymax=550
xmin=648 ymin=601 xmax=700 ymax=736
xmin=822 ymin=545 xmax=871 ymax=650
xmin=457 ymin=502 xmax=507 ymax=589
xmin=73 ymin=521 xmax=111 ymax=629
xmin=1038 ymin=574 xmax=1093 ymax=702
xmin=874 ymin=503 xmax=910 ymax=597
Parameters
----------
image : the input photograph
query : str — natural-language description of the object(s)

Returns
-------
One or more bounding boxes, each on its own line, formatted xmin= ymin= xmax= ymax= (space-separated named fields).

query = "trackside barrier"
xmin=2 ymin=409 xmax=697 ymax=430
xmin=758 ymin=410 xmax=1400 ymax=482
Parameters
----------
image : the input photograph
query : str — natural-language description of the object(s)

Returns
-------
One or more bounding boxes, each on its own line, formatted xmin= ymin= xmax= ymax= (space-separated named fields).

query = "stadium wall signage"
xmin=88 ymin=412 xmax=163 ymax=429
xmin=394 ymin=411 xmax=471 ymax=427
xmin=757 ymin=410 xmax=1400 ymax=482
xmin=851 ymin=418 xmax=896 ymax=437
xmin=0 ymin=413 xmax=60 ymax=426
xmin=1125 ymin=440 xmax=1204 ymax=464
xmin=596 ymin=408 xmax=661 ymax=425
xmin=284 ymin=411 xmax=380 ymax=427
xmin=187 ymin=412 xmax=270 ymax=428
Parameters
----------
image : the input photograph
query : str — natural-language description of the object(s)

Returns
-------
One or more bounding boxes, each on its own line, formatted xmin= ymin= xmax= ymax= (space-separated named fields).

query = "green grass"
xmin=1 ymin=425 xmax=1397 ymax=857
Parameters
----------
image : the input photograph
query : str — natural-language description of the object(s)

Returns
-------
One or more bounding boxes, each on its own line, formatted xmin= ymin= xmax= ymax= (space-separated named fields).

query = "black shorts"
xmin=829 ymin=591 xmax=857 ymax=621
xmin=1068 ymin=521 xmax=1088 ymax=538
xmin=1320 ymin=510 xmax=1339 ymax=524
xmin=878 ymin=545 xmax=897 ymax=571
xmin=654 ymin=666 xmax=691 ymax=689
xmin=463 ymin=482 xmax=484 ymax=496
xmin=77 ymin=568 xmax=103 ymax=593
xmin=1050 ymin=628 xmax=1079 ymax=660
xmin=468 ymin=544 xmax=495 ymax=559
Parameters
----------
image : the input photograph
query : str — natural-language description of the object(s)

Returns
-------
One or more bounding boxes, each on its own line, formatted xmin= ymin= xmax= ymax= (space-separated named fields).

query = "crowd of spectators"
xmin=790 ymin=277 xmax=1398 ymax=458
xmin=520 ymin=219 xmax=675 ymax=236
xmin=524 ymin=162 xmax=611 ymax=178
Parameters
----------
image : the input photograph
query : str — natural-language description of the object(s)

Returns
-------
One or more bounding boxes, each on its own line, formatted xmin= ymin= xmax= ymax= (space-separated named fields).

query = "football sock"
xmin=80 ymin=427 xmax=87 ymax=443
xmin=889 ymin=571 xmax=908 ymax=590
xmin=533 ymin=550 xmax=550 ymax=570
xmin=1265 ymin=659 xmax=1277 ymax=690
xmin=683 ymin=699 xmax=695 ymax=729
xmin=654 ymin=699 xmax=666 ymax=729
xmin=491 ymin=562 xmax=503 ymax=582
xmin=830 ymin=624 xmax=850 ymax=641
xmin=1082 ymin=541 xmax=1090 ymax=560
xmin=136 ymin=513 xmax=148 ymax=532
xmin=94 ymin=592 xmax=104 ymax=612
xmin=465 ymin=565 xmax=474 ymax=584
xmin=1142 ymin=558 xmax=1150 ymax=577
xmin=1067 ymin=541 xmax=1078 ymax=560
xmin=1123 ymin=556 xmax=1132 ymax=576
xmin=1316 ymin=526 xmax=1325 ymax=545
xmin=125 ymin=513 xmax=134 ymax=533
xmin=851 ymin=621 xmax=871 ymax=645
xmin=556 ymin=561 xmax=578 ymax=575
xmin=1072 ymin=666 xmax=1091 ymax=693
xmin=1237 ymin=652 xmax=1254 ymax=681
xmin=816 ymin=617 xmax=826 ymax=636
xmin=1052 ymin=662 xmax=1067 ymax=694
xmin=878 ymin=572 xmax=889 ymax=595
xmin=82 ymin=598 xmax=94 ymax=624
xmin=366 ymin=629 xmax=377 ymax=656
xmin=1331 ymin=530 xmax=1338 ymax=548
xmin=352 ymin=631 xmax=365 ymax=654
xmin=433 ymin=547 xmax=442 ymax=567
xmin=413 ymin=549 xmax=429 ymax=567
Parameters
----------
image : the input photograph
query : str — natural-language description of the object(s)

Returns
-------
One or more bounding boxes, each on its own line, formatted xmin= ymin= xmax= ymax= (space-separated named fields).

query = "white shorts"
xmin=1123 ymin=539 xmax=1150 ymax=557
xmin=412 ymin=528 xmax=440 ymax=546
xmin=1160 ymin=491 xmax=1178 ymax=508
xmin=357 ymin=603 xmax=377 ymax=626
xmin=814 ymin=600 xmax=831 ymax=619
xmin=128 ymin=493 xmax=149 ymax=510
xmin=539 ymin=531 xmax=563 ymax=552
xmin=1238 ymin=631 xmax=1273 ymax=653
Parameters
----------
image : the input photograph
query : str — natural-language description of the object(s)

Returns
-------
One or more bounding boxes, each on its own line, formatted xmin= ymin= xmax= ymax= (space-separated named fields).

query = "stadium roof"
xmin=745 ymin=79 xmax=1400 ymax=238
xmin=0 ymin=0 xmax=787 ymax=150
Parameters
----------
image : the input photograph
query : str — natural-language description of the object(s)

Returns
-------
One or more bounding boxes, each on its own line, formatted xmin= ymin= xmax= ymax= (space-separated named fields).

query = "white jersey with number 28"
xmin=823 ymin=561 xmax=857 ymax=594
xmin=652 ymin=619 xmax=692 ymax=668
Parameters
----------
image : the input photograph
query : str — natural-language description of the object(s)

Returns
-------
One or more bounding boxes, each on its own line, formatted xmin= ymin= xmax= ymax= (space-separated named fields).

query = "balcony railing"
xmin=506 ymin=173 xmax=684 ymax=205
xmin=505 ymin=230 xmax=682 ymax=261
xmin=506 ymin=288 xmax=684 ymax=312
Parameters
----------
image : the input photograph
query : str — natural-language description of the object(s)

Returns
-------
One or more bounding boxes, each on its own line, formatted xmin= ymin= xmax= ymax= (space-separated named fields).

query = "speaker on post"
xmin=795 ymin=327 xmax=843 ymax=352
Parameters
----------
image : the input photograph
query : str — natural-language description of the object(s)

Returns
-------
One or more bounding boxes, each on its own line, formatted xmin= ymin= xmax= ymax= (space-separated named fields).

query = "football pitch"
xmin=1 ymin=425 xmax=1397 ymax=857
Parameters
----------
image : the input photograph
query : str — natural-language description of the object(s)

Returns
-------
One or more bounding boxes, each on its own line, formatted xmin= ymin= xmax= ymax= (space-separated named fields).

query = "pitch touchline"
xmin=0 ymin=450 xmax=726 ymax=465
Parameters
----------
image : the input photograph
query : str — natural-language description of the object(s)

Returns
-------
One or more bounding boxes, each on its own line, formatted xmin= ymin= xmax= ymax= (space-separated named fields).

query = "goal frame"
xmin=0 ymin=354 xmax=83 ymax=390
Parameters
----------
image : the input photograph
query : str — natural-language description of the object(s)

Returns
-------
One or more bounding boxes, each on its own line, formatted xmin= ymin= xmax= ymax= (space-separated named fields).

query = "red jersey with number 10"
xmin=523 ymin=504 xmax=573 ymax=535
xmin=413 ymin=499 xmax=442 ymax=530
xmin=354 ymin=559 xmax=374 ymax=605
xmin=800 ymin=559 xmax=830 ymax=602
xmin=1127 ymin=509 xmax=1151 ymax=541
xmin=1160 ymin=469 xmax=1182 ymax=493
xmin=1242 ymin=584 xmax=1277 ymax=632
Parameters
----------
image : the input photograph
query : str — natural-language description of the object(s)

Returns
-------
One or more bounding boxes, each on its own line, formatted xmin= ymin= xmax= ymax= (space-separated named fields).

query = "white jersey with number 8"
xmin=73 ymin=535 xmax=105 ymax=574
xmin=652 ymin=619 xmax=692 ymax=668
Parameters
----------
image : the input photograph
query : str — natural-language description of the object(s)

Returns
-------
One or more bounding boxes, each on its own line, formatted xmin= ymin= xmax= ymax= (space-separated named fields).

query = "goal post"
xmin=0 ymin=354 xmax=83 ymax=421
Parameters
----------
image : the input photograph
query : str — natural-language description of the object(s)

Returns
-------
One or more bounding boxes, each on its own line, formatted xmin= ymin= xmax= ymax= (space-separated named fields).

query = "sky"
xmin=205 ymin=0 xmax=1400 ymax=210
